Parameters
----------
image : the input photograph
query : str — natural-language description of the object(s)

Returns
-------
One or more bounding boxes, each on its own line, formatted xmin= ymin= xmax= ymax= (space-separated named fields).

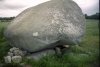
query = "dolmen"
xmin=4 ymin=0 xmax=85 ymax=60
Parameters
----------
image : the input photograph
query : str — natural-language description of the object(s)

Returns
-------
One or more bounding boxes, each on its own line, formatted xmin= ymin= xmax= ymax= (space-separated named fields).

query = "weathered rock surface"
xmin=8 ymin=47 xmax=26 ymax=56
xmin=4 ymin=0 xmax=85 ymax=53
xmin=4 ymin=56 xmax=12 ymax=63
xmin=4 ymin=47 xmax=25 ymax=63
xmin=26 ymin=49 xmax=55 ymax=60
xmin=12 ymin=56 xmax=22 ymax=63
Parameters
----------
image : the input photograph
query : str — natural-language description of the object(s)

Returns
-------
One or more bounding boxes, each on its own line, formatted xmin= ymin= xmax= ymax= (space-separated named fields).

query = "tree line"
xmin=0 ymin=17 xmax=15 ymax=22
xmin=85 ymin=13 xmax=99 ymax=20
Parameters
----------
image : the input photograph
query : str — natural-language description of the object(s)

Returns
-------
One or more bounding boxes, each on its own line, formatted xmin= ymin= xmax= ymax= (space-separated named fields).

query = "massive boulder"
xmin=4 ymin=0 xmax=85 ymax=53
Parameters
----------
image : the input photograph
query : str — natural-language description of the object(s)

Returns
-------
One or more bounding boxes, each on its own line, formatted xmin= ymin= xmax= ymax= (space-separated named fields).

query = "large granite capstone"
xmin=5 ymin=0 xmax=85 ymax=53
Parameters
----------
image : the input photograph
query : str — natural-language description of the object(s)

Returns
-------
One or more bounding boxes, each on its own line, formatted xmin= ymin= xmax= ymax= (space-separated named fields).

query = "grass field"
xmin=0 ymin=19 xmax=99 ymax=67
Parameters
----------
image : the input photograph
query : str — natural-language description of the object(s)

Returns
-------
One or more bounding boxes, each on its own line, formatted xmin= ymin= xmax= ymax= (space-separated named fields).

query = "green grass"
xmin=0 ymin=22 xmax=11 ymax=63
xmin=0 ymin=19 xmax=99 ymax=67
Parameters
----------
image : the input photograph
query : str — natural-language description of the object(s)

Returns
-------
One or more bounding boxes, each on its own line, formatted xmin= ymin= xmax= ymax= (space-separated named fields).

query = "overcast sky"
xmin=0 ymin=0 xmax=99 ymax=17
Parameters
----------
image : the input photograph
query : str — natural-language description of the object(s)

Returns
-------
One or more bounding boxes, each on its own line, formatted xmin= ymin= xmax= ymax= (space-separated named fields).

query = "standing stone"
xmin=4 ymin=56 xmax=12 ymax=63
xmin=12 ymin=56 xmax=22 ymax=63
xmin=4 ymin=0 xmax=85 ymax=54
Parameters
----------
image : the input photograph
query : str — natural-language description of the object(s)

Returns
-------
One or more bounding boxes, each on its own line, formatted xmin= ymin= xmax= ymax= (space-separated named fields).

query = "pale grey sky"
xmin=0 ymin=0 xmax=99 ymax=17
